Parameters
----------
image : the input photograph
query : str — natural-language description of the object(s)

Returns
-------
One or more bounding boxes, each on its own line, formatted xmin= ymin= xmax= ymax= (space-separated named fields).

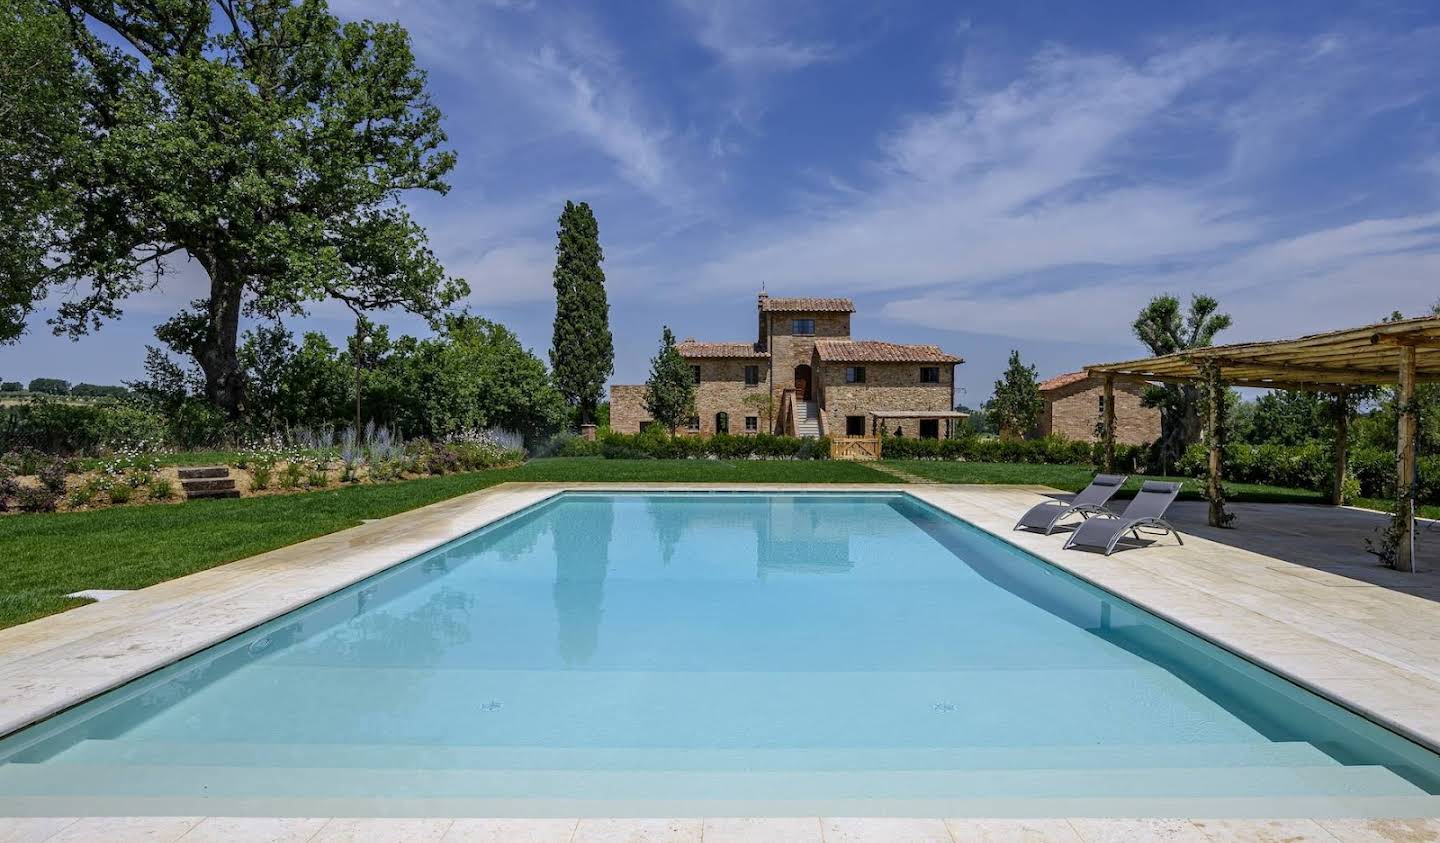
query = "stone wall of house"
xmin=608 ymin=362 xmax=773 ymax=435
xmin=1040 ymin=378 xmax=1159 ymax=445
xmin=689 ymin=358 xmax=771 ymax=435
xmin=816 ymin=360 xmax=954 ymax=437
xmin=608 ymin=385 xmax=650 ymax=433
xmin=763 ymin=311 xmax=851 ymax=408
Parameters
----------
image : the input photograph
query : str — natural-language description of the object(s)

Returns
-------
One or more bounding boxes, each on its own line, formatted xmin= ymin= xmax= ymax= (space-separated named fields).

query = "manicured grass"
xmin=0 ymin=457 xmax=889 ymax=629
xmin=887 ymin=460 xmax=1329 ymax=505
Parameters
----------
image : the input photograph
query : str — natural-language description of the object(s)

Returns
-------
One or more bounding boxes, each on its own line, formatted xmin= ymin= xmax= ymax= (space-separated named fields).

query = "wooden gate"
xmin=831 ymin=436 xmax=881 ymax=461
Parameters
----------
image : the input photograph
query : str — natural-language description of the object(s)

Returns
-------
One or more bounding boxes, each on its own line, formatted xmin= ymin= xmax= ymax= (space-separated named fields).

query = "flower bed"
xmin=0 ymin=428 xmax=525 ymax=516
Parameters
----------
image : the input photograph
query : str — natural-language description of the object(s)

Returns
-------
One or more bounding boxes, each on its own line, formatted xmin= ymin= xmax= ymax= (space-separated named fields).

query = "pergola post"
xmin=1102 ymin=374 xmax=1116 ymax=473
xmin=1203 ymin=361 xmax=1230 ymax=528
xmin=1396 ymin=345 xmax=1419 ymax=572
xmin=1331 ymin=389 xmax=1349 ymax=507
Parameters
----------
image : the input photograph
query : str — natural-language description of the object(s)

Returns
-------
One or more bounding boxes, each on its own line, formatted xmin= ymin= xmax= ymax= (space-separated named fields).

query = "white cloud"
xmin=676 ymin=29 xmax=1440 ymax=355
xmin=687 ymin=42 xmax=1249 ymax=295
xmin=674 ymin=0 xmax=834 ymax=72
xmin=881 ymin=211 xmax=1440 ymax=346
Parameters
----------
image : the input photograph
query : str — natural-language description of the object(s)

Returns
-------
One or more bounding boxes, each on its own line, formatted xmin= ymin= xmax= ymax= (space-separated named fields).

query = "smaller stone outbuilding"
xmin=1038 ymin=372 xmax=1159 ymax=446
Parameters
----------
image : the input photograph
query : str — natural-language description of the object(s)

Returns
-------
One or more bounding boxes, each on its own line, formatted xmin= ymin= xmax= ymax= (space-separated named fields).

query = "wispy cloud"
xmin=882 ymin=211 xmax=1440 ymax=345
xmin=674 ymin=0 xmax=835 ymax=73
xmin=680 ymin=29 xmax=1440 ymax=348
xmin=687 ymin=41 xmax=1248 ymax=295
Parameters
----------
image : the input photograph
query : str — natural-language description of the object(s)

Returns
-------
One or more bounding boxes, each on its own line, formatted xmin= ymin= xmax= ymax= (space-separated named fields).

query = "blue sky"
xmin=5 ymin=0 xmax=1440 ymax=403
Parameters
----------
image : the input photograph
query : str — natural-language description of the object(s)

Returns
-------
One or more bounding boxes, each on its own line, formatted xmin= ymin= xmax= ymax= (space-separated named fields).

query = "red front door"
xmin=794 ymin=365 xmax=812 ymax=401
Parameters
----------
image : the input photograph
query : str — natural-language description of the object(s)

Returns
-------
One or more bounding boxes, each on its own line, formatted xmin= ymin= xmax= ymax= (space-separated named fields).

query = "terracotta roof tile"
xmin=1038 ymin=371 xmax=1092 ymax=391
xmin=677 ymin=340 xmax=769 ymax=359
xmin=758 ymin=296 xmax=855 ymax=313
xmin=813 ymin=340 xmax=961 ymax=364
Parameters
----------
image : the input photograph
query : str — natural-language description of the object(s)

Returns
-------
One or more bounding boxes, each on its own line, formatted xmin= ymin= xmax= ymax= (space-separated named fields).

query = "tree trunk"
xmin=193 ymin=250 xmax=247 ymax=419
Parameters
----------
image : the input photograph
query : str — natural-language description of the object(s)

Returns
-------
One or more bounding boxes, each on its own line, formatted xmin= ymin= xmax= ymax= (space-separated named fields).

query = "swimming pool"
xmin=2 ymin=492 xmax=1438 ymax=817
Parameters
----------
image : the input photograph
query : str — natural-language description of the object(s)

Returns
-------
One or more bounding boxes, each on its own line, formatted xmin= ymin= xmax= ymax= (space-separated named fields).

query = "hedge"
xmin=879 ymin=434 xmax=1150 ymax=468
xmin=596 ymin=429 xmax=831 ymax=460
xmin=1178 ymin=441 xmax=1438 ymax=503
xmin=0 ymin=399 xmax=167 ymax=455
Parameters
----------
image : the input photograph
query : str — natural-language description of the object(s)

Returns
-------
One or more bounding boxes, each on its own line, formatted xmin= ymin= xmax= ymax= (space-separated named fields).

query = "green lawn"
xmin=3 ymin=455 xmax=1428 ymax=631
xmin=0 ymin=458 xmax=888 ymax=629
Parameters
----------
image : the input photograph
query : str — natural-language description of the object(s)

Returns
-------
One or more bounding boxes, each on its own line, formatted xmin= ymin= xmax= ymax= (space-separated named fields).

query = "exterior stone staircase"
xmin=794 ymin=400 xmax=822 ymax=438
xmin=178 ymin=466 xmax=239 ymax=500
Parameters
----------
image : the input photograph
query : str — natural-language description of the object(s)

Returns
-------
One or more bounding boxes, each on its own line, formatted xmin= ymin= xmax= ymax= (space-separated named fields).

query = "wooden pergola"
xmin=1086 ymin=316 xmax=1440 ymax=572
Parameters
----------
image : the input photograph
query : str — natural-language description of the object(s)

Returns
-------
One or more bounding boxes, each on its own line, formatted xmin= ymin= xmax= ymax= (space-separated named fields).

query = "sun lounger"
xmin=1013 ymin=473 xmax=1128 ymax=535
xmin=1063 ymin=480 xmax=1184 ymax=555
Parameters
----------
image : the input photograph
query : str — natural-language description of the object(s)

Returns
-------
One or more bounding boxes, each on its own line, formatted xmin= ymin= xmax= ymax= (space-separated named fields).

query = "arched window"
xmin=715 ymin=412 xmax=729 ymax=434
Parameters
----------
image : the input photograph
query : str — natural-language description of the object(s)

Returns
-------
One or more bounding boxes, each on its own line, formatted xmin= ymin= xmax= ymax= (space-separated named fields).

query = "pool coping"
xmin=1 ymin=482 xmax=1439 ymax=828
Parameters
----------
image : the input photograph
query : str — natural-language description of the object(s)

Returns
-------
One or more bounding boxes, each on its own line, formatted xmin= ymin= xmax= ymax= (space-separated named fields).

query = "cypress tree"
xmin=549 ymin=201 xmax=614 ymax=426
xmin=644 ymin=327 xmax=695 ymax=434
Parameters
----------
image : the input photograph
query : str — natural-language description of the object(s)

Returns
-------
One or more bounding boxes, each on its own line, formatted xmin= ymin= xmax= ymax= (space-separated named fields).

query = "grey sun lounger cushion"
xmin=1013 ymin=473 xmax=1128 ymax=535
xmin=1064 ymin=480 xmax=1184 ymax=556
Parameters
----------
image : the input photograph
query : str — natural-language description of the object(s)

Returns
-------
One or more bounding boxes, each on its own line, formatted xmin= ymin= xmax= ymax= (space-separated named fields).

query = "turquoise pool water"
xmin=2 ymin=492 xmax=1439 ymax=817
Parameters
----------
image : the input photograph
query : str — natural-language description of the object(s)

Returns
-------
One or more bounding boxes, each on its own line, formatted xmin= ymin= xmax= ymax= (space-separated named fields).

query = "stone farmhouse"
xmin=610 ymin=294 xmax=965 ymax=439
xmin=1037 ymin=371 xmax=1160 ymax=446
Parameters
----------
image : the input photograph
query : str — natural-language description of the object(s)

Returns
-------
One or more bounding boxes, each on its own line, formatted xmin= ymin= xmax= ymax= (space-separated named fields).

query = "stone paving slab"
xmin=0 ymin=816 xmax=1437 ymax=841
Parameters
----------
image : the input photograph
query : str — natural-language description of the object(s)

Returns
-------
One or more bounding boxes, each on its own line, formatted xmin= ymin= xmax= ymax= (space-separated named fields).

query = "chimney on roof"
xmin=757 ymin=290 xmax=768 ymax=309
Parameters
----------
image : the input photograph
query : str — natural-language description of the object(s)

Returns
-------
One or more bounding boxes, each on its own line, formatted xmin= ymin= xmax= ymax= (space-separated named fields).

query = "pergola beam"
xmin=1085 ymin=314 xmax=1440 ymax=571
xmin=1372 ymin=332 xmax=1440 ymax=349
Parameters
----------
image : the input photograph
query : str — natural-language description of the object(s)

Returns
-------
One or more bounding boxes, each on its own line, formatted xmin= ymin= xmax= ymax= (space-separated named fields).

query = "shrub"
xmin=879 ymin=434 xmax=1092 ymax=465
xmin=249 ymin=463 xmax=273 ymax=490
xmin=306 ymin=465 xmax=329 ymax=488
xmin=17 ymin=486 xmax=59 ymax=513
xmin=0 ymin=466 xmax=18 ymax=511
xmin=106 ymin=483 xmax=133 ymax=505
xmin=37 ymin=461 xmax=68 ymax=495
xmin=123 ymin=467 xmax=156 ymax=489
xmin=68 ymin=480 xmax=100 ymax=508
xmin=370 ymin=457 xmax=403 ymax=483
xmin=427 ymin=445 xmax=461 ymax=475
xmin=537 ymin=430 xmax=602 ymax=458
xmin=280 ymin=461 xmax=305 ymax=489
xmin=598 ymin=430 xmax=830 ymax=460
xmin=147 ymin=477 xmax=176 ymax=500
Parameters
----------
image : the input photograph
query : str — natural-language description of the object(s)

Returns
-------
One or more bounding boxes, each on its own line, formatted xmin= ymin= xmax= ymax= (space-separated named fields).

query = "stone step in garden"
xmin=184 ymin=487 xmax=241 ymax=500
xmin=179 ymin=468 xmax=239 ymax=500
xmin=176 ymin=466 xmax=229 ymax=480
xmin=180 ymin=477 xmax=235 ymax=493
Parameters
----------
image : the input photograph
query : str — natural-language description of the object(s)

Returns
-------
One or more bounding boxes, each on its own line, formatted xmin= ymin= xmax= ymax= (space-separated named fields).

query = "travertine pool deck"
xmin=2 ymin=483 xmax=1439 ymax=839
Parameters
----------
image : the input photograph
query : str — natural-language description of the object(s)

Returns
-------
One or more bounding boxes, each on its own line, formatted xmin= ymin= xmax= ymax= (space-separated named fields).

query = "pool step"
xmin=177 ymin=467 xmax=239 ymax=500
xmin=0 ymin=762 xmax=1425 ymax=801
xmin=48 ymin=740 xmax=1342 ymax=772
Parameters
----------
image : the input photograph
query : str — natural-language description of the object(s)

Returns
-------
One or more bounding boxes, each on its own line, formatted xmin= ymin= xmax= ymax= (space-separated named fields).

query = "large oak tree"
xmin=7 ymin=0 xmax=466 ymax=416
